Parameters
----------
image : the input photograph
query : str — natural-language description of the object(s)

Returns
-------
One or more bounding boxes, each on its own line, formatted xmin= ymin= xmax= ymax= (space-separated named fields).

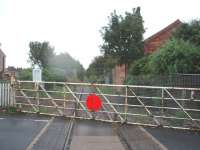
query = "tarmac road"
xmin=0 ymin=114 xmax=200 ymax=150
xmin=145 ymin=127 xmax=200 ymax=150
xmin=70 ymin=119 xmax=125 ymax=150
xmin=0 ymin=114 xmax=49 ymax=150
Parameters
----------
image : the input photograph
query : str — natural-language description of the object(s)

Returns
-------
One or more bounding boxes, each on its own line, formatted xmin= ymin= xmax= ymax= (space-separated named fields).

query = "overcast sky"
xmin=0 ymin=0 xmax=199 ymax=69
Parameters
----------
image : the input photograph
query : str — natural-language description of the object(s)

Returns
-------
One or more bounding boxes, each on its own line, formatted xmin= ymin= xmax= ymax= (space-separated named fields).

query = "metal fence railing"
xmin=14 ymin=80 xmax=200 ymax=131
xmin=126 ymin=74 xmax=200 ymax=88
xmin=0 ymin=81 xmax=15 ymax=107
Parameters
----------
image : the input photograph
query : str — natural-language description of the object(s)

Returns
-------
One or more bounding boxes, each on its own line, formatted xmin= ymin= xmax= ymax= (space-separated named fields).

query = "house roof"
xmin=144 ymin=19 xmax=182 ymax=43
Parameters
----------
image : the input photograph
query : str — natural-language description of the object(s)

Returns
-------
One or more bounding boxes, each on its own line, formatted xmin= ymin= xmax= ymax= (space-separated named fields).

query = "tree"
xmin=86 ymin=55 xmax=117 ymax=83
xmin=76 ymin=64 xmax=85 ymax=81
xmin=101 ymin=7 xmax=145 ymax=78
xmin=174 ymin=20 xmax=200 ymax=46
xmin=149 ymin=38 xmax=200 ymax=74
xmin=28 ymin=41 xmax=54 ymax=68
xmin=128 ymin=55 xmax=150 ymax=75
xmin=27 ymin=42 xmax=85 ymax=82
xmin=48 ymin=52 xmax=85 ymax=81
xmin=42 ymin=68 xmax=66 ymax=82
xmin=86 ymin=56 xmax=105 ymax=83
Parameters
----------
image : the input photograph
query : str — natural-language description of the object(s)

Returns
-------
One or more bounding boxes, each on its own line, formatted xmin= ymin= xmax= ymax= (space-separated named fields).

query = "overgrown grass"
xmin=99 ymin=86 xmax=114 ymax=94
xmin=0 ymin=107 xmax=21 ymax=114
xmin=39 ymin=107 xmax=49 ymax=113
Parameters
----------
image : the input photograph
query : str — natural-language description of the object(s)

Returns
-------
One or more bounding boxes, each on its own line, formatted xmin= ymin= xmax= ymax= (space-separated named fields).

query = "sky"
xmin=0 ymin=0 xmax=199 ymax=69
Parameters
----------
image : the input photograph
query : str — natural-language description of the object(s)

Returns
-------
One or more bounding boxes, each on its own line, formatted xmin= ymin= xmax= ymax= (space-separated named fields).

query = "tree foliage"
xmin=126 ymin=38 xmax=200 ymax=85
xmin=128 ymin=55 xmax=150 ymax=75
xmin=86 ymin=55 xmax=117 ymax=83
xmin=42 ymin=68 xmax=66 ymax=82
xmin=28 ymin=41 xmax=54 ymax=68
xmin=21 ymin=42 xmax=85 ymax=82
xmin=148 ymin=38 xmax=200 ymax=74
xmin=49 ymin=52 xmax=85 ymax=81
xmin=101 ymin=7 xmax=145 ymax=65
xmin=17 ymin=68 xmax=32 ymax=80
xmin=174 ymin=20 xmax=200 ymax=46
xmin=86 ymin=56 xmax=105 ymax=83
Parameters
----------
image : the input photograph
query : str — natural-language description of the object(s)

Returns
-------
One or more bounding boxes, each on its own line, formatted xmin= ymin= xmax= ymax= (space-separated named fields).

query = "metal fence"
xmin=0 ymin=82 xmax=15 ymax=107
xmin=14 ymin=80 xmax=200 ymax=131
xmin=126 ymin=74 xmax=200 ymax=88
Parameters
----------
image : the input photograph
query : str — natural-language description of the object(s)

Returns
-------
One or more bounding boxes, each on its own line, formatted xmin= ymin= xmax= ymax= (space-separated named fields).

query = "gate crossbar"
xmin=19 ymin=90 xmax=38 ymax=112
xmin=39 ymin=84 xmax=63 ymax=116
xmin=164 ymin=88 xmax=200 ymax=128
xmin=128 ymin=87 xmax=161 ymax=126
xmin=65 ymin=84 xmax=93 ymax=118
xmin=95 ymin=86 xmax=124 ymax=122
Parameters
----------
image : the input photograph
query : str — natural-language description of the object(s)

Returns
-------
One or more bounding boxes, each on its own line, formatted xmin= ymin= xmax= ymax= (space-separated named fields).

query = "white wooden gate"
xmin=0 ymin=81 xmax=15 ymax=107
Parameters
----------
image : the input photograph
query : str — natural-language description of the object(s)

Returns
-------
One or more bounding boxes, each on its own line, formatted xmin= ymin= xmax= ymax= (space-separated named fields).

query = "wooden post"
xmin=124 ymin=86 xmax=128 ymax=122
xmin=19 ymin=82 xmax=22 ymax=109
xmin=10 ymin=75 xmax=16 ymax=106
xmin=161 ymin=88 xmax=164 ymax=115
xmin=36 ymin=82 xmax=40 ymax=113
xmin=63 ymin=86 xmax=66 ymax=109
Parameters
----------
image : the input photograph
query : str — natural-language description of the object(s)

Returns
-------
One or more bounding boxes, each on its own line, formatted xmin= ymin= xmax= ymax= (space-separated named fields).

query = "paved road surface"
xmin=70 ymin=119 xmax=125 ymax=150
xmin=119 ymin=124 xmax=166 ymax=150
xmin=0 ymin=114 xmax=48 ymax=150
xmin=145 ymin=127 xmax=200 ymax=150
xmin=31 ymin=117 xmax=71 ymax=150
xmin=0 ymin=114 xmax=200 ymax=150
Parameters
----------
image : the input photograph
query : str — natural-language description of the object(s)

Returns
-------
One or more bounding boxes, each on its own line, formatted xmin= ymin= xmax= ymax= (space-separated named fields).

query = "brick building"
xmin=144 ymin=19 xmax=182 ymax=54
xmin=112 ymin=19 xmax=182 ymax=85
xmin=112 ymin=64 xmax=126 ymax=85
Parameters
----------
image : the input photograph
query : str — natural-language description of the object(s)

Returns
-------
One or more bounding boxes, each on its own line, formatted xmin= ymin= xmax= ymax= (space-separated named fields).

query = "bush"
xmin=126 ymin=38 xmax=200 ymax=85
xmin=43 ymin=68 xmax=66 ymax=82
xmin=17 ymin=68 xmax=32 ymax=80
xmin=149 ymin=38 xmax=200 ymax=74
xmin=17 ymin=67 xmax=67 ymax=82
xmin=174 ymin=20 xmax=200 ymax=46
xmin=128 ymin=55 xmax=150 ymax=75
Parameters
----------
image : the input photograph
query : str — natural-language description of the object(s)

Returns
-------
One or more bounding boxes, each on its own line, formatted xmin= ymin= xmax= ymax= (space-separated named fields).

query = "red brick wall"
xmin=144 ymin=30 xmax=174 ymax=53
xmin=0 ymin=49 xmax=5 ymax=73
xmin=144 ymin=20 xmax=182 ymax=54
xmin=112 ymin=64 xmax=126 ymax=85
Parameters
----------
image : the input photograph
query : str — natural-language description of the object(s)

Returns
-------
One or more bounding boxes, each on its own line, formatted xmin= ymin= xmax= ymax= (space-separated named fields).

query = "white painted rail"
xmin=0 ymin=82 xmax=15 ymax=107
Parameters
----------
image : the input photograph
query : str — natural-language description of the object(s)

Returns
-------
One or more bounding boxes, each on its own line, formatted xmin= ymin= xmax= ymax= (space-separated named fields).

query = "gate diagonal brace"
xmin=164 ymin=88 xmax=200 ymax=129
xmin=72 ymin=87 xmax=85 ymax=117
xmin=99 ymin=100 xmax=114 ymax=121
xmin=95 ymin=86 xmax=124 ymax=123
xmin=90 ymin=84 xmax=113 ymax=121
xmin=39 ymin=84 xmax=63 ymax=116
xmin=72 ymin=87 xmax=83 ymax=117
xmin=128 ymin=87 xmax=161 ymax=126
xmin=19 ymin=90 xmax=38 ymax=112
xmin=65 ymin=84 xmax=93 ymax=119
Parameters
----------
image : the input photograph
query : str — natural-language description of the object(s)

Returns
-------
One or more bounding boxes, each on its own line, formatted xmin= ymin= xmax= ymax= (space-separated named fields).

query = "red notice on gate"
xmin=86 ymin=94 xmax=102 ymax=112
